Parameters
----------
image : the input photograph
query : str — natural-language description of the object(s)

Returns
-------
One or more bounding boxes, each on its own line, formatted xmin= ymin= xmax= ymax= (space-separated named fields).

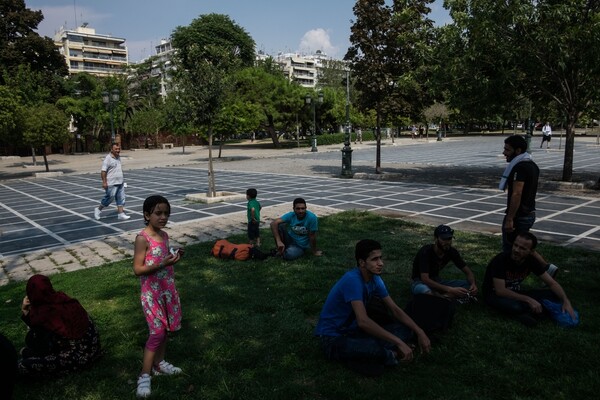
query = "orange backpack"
xmin=211 ymin=239 xmax=253 ymax=261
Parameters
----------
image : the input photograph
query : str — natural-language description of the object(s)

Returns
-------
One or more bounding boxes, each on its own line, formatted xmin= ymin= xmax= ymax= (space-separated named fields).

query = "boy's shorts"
xmin=248 ymin=221 xmax=260 ymax=240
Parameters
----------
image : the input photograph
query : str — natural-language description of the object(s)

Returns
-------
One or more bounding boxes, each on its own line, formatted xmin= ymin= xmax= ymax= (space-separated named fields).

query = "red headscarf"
xmin=25 ymin=275 xmax=90 ymax=339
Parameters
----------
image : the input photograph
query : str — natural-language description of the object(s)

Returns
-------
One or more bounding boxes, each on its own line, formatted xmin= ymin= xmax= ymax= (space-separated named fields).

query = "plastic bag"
xmin=541 ymin=299 xmax=580 ymax=328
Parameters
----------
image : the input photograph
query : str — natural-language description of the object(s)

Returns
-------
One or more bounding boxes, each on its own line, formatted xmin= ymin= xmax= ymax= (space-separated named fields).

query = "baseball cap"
xmin=434 ymin=225 xmax=454 ymax=240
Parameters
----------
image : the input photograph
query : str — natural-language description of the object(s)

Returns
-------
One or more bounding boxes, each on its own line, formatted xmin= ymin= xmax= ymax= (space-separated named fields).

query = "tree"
xmin=443 ymin=0 xmax=600 ymax=181
xmin=0 ymin=85 xmax=24 ymax=151
xmin=346 ymin=0 xmax=434 ymax=173
xmin=234 ymin=63 xmax=305 ymax=148
xmin=172 ymin=13 xmax=255 ymax=197
xmin=0 ymin=0 xmax=68 ymax=84
xmin=22 ymin=103 xmax=70 ymax=171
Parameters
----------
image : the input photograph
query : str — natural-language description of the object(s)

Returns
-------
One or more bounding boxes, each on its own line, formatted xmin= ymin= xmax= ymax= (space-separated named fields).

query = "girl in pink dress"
xmin=133 ymin=195 xmax=184 ymax=398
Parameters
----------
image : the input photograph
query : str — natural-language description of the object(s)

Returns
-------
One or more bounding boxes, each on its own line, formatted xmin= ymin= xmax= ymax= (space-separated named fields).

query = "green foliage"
xmin=1 ymin=211 xmax=599 ymax=399
xmin=22 ymin=103 xmax=70 ymax=149
xmin=0 ymin=85 xmax=24 ymax=145
xmin=0 ymin=0 xmax=68 ymax=84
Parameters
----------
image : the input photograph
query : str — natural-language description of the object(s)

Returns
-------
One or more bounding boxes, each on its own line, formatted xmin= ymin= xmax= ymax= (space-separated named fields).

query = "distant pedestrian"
xmin=94 ymin=143 xmax=130 ymax=220
xmin=355 ymin=128 xmax=363 ymax=144
xmin=540 ymin=122 xmax=552 ymax=149
xmin=418 ymin=125 xmax=424 ymax=139
xmin=411 ymin=125 xmax=417 ymax=139
xmin=133 ymin=195 xmax=184 ymax=398
xmin=246 ymin=188 xmax=262 ymax=247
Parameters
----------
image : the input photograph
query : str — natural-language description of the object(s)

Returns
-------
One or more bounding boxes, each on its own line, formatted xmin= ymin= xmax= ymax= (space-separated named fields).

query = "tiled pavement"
xmin=1 ymin=136 xmax=599 ymax=285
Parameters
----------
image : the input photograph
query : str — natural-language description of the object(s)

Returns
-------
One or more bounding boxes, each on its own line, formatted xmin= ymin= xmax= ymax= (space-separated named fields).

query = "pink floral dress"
xmin=138 ymin=230 xmax=182 ymax=335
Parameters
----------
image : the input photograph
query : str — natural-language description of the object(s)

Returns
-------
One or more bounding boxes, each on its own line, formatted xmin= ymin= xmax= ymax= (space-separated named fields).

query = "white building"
xmin=54 ymin=24 xmax=128 ymax=77
xmin=152 ymin=39 xmax=177 ymax=99
xmin=274 ymin=52 xmax=317 ymax=88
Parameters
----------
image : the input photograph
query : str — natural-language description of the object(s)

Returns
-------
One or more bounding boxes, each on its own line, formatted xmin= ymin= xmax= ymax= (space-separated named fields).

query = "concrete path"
xmin=1 ymin=136 xmax=598 ymax=286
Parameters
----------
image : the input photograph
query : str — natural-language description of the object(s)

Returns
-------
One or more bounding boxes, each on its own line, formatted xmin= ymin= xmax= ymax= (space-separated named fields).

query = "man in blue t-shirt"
xmin=270 ymin=197 xmax=322 ymax=260
xmin=314 ymin=239 xmax=431 ymax=371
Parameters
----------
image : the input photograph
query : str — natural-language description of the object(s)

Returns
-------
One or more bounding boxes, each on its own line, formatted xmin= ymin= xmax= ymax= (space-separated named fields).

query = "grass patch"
xmin=1 ymin=211 xmax=599 ymax=399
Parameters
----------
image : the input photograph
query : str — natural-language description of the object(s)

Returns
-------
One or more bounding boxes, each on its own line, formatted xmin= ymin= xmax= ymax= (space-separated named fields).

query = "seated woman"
xmin=18 ymin=274 xmax=101 ymax=376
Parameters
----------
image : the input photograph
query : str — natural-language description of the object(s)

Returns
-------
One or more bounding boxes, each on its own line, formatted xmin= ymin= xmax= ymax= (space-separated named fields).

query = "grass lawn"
xmin=1 ymin=211 xmax=599 ymax=400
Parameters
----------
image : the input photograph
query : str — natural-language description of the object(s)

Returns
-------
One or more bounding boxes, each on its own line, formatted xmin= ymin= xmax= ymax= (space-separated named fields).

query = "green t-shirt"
xmin=247 ymin=198 xmax=261 ymax=223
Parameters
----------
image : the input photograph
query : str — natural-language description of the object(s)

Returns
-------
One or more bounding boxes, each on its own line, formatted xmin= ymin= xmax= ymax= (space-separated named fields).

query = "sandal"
xmin=136 ymin=373 xmax=151 ymax=398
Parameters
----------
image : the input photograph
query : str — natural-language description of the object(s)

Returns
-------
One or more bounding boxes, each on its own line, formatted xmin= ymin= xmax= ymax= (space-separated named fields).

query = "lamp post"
xmin=305 ymin=91 xmax=323 ymax=152
xmin=341 ymin=70 xmax=353 ymax=177
xmin=102 ymin=89 xmax=120 ymax=142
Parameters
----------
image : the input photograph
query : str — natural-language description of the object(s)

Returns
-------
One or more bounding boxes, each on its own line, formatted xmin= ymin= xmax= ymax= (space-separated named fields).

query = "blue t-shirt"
xmin=314 ymin=268 xmax=389 ymax=337
xmin=281 ymin=210 xmax=318 ymax=249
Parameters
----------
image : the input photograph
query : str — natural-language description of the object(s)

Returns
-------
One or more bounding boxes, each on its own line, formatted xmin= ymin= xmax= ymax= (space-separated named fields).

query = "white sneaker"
xmin=136 ymin=374 xmax=151 ymax=398
xmin=117 ymin=212 xmax=131 ymax=220
xmin=94 ymin=207 xmax=102 ymax=220
xmin=152 ymin=360 xmax=182 ymax=375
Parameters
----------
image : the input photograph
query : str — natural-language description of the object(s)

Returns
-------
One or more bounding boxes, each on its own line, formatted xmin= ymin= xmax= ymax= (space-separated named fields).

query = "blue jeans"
xmin=502 ymin=213 xmax=535 ymax=254
xmin=319 ymin=322 xmax=414 ymax=365
xmin=411 ymin=278 xmax=470 ymax=295
xmin=100 ymin=184 xmax=126 ymax=207
xmin=278 ymin=224 xmax=305 ymax=260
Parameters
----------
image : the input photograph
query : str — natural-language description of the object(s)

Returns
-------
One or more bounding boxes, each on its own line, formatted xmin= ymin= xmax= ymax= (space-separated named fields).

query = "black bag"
xmin=404 ymin=294 xmax=455 ymax=336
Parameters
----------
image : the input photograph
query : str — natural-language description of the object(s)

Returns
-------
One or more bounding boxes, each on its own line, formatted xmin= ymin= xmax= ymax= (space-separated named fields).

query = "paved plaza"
xmin=1 ymin=135 xmax=598 ymax=285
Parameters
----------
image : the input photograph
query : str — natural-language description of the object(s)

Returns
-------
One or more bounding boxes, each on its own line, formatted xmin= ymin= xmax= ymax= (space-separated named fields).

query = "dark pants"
xmin=485 ymin=289 xmax=559 ymax=319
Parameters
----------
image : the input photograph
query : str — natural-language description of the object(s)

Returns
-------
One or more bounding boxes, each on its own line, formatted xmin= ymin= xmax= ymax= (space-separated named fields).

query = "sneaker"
xmin=152 ymin=360 xmax=182 ymax=375
xmin=94 ymin=207 xmax=102 ymax=220
xmin=547 ymin=264 xmax=559 ymax=279
xmin=117 ymin=212 xmax=131 ymax=221
xmin=136 ymin=373 xmax=151 ymax=398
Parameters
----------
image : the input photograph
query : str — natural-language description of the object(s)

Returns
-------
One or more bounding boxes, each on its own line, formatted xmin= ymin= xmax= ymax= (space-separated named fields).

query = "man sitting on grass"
xmin=483 ymin=231 xmax=576 ymax=327
xmin=314 ymin=239 xmax=431 ymax=374
xmin=411 ymin=225 xmax=478 ymax=304
xmin=270 ymin=197 xmax=322 ymax=260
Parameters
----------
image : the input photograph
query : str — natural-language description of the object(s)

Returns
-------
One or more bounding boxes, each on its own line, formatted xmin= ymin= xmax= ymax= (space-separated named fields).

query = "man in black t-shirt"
xmin=499 ymin=135 xmax=558 ymax=278
xmin=411 ymin=225 xmax=478 ymax=302
xmin=483 ymin=232 xmax=575 ymax=327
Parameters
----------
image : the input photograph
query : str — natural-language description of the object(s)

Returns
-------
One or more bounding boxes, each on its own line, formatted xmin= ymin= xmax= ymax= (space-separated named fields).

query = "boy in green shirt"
xmin=246 ymin=188 xmax=262 ymax=247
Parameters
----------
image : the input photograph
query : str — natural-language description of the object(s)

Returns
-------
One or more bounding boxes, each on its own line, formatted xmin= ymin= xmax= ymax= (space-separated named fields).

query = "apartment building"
xmin=54 ymin=24 xmax=128 ymax=77
xmin=151 ymin=39 xmax=176 ymax=99
xmin=274 ymin=53 xmax=317 ymax=88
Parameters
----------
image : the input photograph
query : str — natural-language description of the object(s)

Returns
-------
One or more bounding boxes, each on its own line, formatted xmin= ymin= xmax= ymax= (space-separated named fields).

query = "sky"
xmin=26 ymin=0 xmax=451 ymax=63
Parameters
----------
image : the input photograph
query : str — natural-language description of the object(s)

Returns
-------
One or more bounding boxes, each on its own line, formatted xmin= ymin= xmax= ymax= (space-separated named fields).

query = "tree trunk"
xmin=562 ymin=116 xmax=576 ymax=182
xmin=31 ymin=147 xmax=37 ymax=166
xmin=375 ymin=111 xmax=382 ymax=174
xmin=267 ymin=114 xmax=281 ymax=148
xmin=182 ymin=135 xmax=186 ymax=154
xmin=218 ymin=134 xmax=223 ymax=158
xmin=207 ymin=127 xmax=217 ymax=197
xmin=42 ymin=147 xmax=50 ymax=172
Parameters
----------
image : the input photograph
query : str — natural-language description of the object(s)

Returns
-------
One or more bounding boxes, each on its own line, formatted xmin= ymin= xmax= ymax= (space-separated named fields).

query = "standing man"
xmin=411 ymin=225 xmax=478 ymax=302
xmin=270 ymin=197 xmax=321 ymax=260
xmin=315 ymin=239 xmax=431 ymax=372
xmin=483 ymin=232 xmax=575 ymax=327
xmin=540 ymin=122 xmax=552 ymax=149
xmin=94 ymin=143 xmax=130 ymax=220
xmin=500 ymin=135 xmax=557 ymax=277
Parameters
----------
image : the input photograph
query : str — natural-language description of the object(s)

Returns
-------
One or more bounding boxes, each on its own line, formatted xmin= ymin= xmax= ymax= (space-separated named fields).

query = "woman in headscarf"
xmin=18 ymin=274 xmax=101 ymax=376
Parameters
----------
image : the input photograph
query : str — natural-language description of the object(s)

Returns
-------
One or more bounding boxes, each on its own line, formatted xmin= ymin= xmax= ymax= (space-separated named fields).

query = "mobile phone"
xmin=169 ymin=247 xmax=179 ymax=256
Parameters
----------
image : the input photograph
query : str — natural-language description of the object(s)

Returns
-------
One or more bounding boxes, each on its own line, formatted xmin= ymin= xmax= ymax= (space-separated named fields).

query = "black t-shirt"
xmin=411 ymin=244 xmax=467 ymax=280
xmin=482 ymin=252 xmax=546 ymax=296
xmin=506 ymin=160 xmax=539 ymax=217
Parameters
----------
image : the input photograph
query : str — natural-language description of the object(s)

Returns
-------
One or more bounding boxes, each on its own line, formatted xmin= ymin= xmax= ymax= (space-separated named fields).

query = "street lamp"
xmin=102 ymin=89 xmax=120 ymax=142
xmin=341 ymin=69 xmax=353 ymax=177
xmin=305 ymin=91 xmax=323 ymax=152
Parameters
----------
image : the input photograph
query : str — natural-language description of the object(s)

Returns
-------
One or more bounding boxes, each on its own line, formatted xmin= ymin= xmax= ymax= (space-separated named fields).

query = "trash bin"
xmin=525 ymin=133 xmax=532 ymax=153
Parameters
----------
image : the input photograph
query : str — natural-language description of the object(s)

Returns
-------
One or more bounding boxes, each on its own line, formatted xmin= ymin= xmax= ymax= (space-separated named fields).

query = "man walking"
xmin=540 ymin=122 xmax=552 ymax=149
xmin=94 ymin=143 xmax=130 ymax=220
